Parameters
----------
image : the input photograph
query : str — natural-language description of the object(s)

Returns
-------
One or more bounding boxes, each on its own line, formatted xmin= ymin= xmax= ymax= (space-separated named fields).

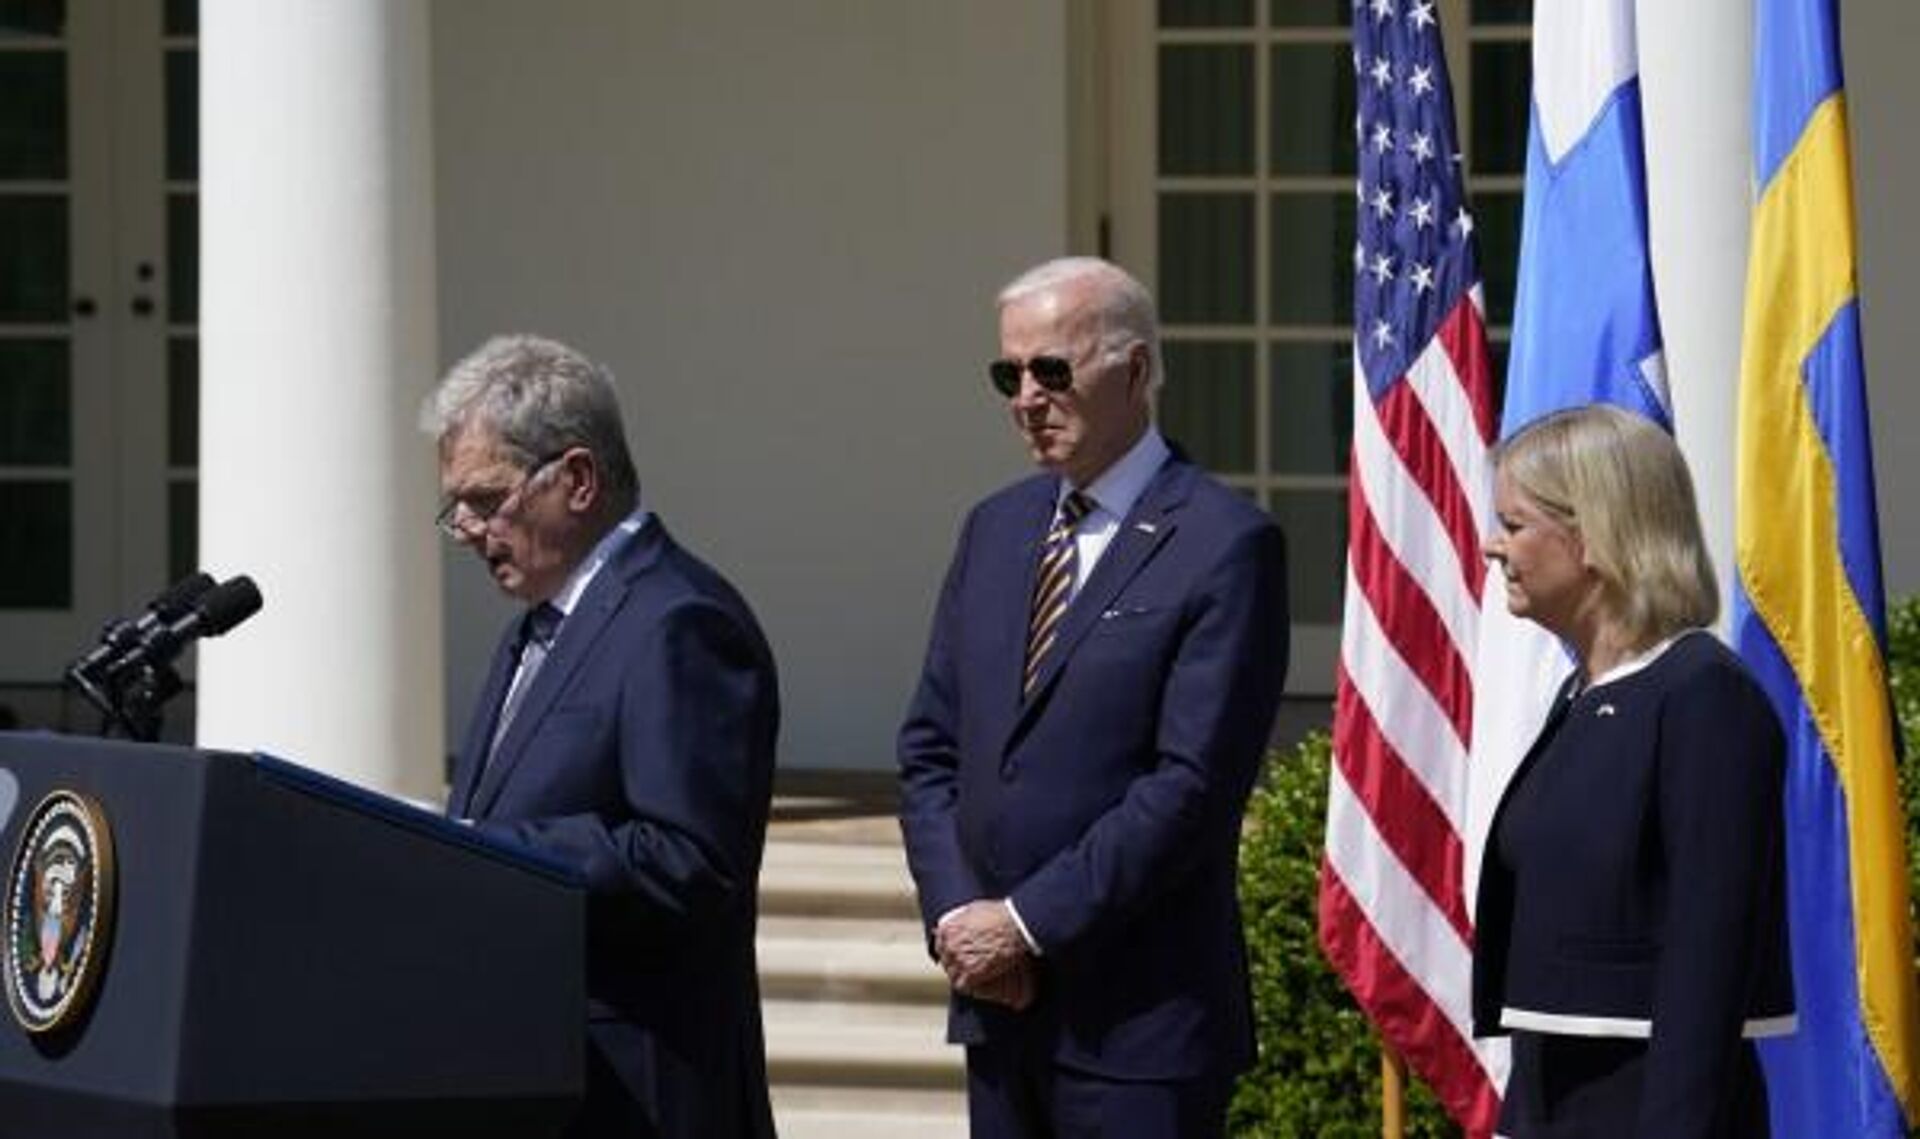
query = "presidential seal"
xmin=4 ymin=790 xmax=116 ymax=1035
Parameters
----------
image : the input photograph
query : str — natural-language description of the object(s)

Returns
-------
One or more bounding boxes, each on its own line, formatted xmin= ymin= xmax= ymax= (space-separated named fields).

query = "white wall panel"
xmin=432 ymin=1 xmax=1069 ymax=769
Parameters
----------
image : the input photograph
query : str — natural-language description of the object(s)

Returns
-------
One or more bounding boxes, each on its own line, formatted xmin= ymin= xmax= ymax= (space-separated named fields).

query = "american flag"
xmin=1318 ymin=0 xmax=1503 ymax=1134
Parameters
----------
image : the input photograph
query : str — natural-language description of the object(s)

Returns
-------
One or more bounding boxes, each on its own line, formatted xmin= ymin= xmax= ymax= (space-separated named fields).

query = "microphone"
xmin=66 ymin=572 xmax=217 ymax=681
xmin=106 ymin=575 xmax=264 ymax=681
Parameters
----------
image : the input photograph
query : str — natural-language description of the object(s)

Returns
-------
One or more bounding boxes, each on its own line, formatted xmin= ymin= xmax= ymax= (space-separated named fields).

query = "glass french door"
xmin=1099 ymin=0 xmax=1531 ymax=694
xmin=0 ymin=0 xmax=197 ymax=688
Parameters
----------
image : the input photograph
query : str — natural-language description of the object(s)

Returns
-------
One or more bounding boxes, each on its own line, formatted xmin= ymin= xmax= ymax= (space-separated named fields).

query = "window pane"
xmin=0 ymin=479 xmax=69 ymax=607
xmin=164 ymin=0 xmax=196 ymax=36
xmin=1471 ymin=0 xmax=1533 ymax=25
xmin=168 ymin=192 xmax=196 ymax=323
xmin=1270 ymin=43 xmax=1356 ymax=176
xmin=0 ymin=195 xmax=67 ymax=322
xmin=1268 ymin=191 xmax=1355 ymax=325
xmin=1271 ymin=0 xmax=1351 ymax=26
xmin=1267 ymin=487 xmax=1346 ymax=624
xmin=0 ymin=53 xmax=65 ymax=178
xmin=1474 ymin=191 xmax=1522 ymax=326
xmin=1470 ymin=41 xmax=1531 ymax=176
xmin=1160 ymin=45 xmax=1254 ymax=177
xmin=0 ymin=337 xmax=68 ymax=464
xmin=166 ymin=49 xmax=196 ymax=181
xmin=1160 ymin=193 xmax=1255 ymax=325
xmin=169 ymin=480 xmax=197 ymax=584
xmin=1161 ymin=340 xmax=1255 ymax=474
xmin=1159 ymin=0 xmax=1252 ymax=28
xmin=1270 ymin=341 xmax=1351 ymax=475
xmin=0 ymin=0 xmax=63 ymax=38
xmin=169 ymin=336 xmax=196 ymax=466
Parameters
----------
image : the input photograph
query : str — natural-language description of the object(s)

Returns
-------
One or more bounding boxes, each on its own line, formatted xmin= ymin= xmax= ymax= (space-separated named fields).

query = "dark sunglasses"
xmin=988 ymin=355 xmax=1073 ymax=398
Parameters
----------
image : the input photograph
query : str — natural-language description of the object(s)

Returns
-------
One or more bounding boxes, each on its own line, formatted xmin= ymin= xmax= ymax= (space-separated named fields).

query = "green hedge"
xmin=1231 ymin=594 xmax=1920 ymax=1137
xmin=1229 ymin=730 xmax=1456 ymax=1137
xmin=1890 ymin=596 xmax=1920 ymax=981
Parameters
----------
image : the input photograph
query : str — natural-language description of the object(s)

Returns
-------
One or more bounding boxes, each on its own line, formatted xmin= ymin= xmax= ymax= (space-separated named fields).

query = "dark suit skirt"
xmin=1498 ymin=1032 xmax=1769 ymax=1138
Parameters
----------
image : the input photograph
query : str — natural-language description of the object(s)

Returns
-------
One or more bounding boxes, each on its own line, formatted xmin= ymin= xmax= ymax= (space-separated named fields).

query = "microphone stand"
xmin=64 ymin=659 xmax=183 ymax=743
xmin=114 ymin=662 xmax=184 ymax=743
xmin=65 ymin=664 xmax=142 ymax=741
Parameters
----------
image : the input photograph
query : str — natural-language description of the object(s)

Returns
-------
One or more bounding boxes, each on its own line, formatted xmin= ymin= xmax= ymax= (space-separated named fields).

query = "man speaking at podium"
xmin=423 ymin=335 xmax=779 ymax=1139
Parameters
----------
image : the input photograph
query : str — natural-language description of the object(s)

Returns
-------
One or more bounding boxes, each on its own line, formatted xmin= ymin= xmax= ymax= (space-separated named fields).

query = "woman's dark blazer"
xmin=1472 ymin=631 xmax=1795 ymax=1134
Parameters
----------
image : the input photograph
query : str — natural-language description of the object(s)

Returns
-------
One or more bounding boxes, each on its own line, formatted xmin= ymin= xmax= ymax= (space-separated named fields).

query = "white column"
xmin=1638 ymin=0 xmax=1751 ymax=627
xmin=196 ymin=1 xmax=442 ymax=797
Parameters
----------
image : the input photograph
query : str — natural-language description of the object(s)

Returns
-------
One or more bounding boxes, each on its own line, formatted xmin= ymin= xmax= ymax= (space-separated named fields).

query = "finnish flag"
xmin=1502 ymin=0 xmax=1670 ymax=434
xmin=1465 ymin=0 xmax=1671 ymax=902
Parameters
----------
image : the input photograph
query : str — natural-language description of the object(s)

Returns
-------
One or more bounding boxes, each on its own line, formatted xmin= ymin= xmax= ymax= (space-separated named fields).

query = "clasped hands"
xmin=935 ymin=898 xmax=1036 ymax=1011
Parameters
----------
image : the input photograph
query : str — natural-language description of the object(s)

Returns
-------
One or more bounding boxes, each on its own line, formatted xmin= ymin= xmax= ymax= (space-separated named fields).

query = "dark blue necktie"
xmin=487 ymin=602 xmax=563 ymax=762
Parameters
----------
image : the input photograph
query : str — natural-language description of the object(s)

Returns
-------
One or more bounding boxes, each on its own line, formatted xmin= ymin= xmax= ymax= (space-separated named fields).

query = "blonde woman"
xmin=1473 ymin=405 xmax=1794 ymax=1137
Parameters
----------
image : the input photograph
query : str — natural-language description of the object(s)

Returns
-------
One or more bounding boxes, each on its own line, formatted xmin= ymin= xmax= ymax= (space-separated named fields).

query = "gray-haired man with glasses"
xmin=423 ymin=334 xmax=779 ymax=1139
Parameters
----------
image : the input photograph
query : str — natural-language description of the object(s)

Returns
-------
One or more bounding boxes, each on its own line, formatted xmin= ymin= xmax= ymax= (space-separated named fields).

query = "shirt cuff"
xmin=1003 ymin=898 xmax=1043 ymax=956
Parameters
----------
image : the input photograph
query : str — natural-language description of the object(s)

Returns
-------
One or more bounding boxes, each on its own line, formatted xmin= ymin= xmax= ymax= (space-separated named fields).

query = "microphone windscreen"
xmin=198 ymin=576 xmax=263 ymax=637
xmin=151 ymin=571 xmax=217 ymax=622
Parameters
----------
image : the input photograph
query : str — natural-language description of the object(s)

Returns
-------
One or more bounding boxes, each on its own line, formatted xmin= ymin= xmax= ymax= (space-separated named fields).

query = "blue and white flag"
xmin=1465 ymin=0 xmax=1670 ymax=895
xmin=1500 ymin=0 xmax=1668 ymax=432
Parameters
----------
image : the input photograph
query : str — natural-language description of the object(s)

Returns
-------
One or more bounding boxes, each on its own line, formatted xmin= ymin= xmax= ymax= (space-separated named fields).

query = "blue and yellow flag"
xmin=1736 ymin=0 xmax=1920 ymax=1134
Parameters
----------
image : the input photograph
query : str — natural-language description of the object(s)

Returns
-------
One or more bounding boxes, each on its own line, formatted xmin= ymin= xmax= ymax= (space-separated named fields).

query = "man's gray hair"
xmin=421 ymin=334 xmax=640 ymax=506
xmin=997 ymin=257 xmax=1165 ymax=392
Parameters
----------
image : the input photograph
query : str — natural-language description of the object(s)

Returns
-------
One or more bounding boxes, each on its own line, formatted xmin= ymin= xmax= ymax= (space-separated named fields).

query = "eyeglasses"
xmin=435 ymin=451 xmax=567 ymax=540
xmin=988 ymin=354 xmax=1073 ymax=398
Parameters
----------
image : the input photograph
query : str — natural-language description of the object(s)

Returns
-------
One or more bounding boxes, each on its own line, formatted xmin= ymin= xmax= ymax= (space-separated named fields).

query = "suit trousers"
xmin=1498 ymin=1031 xmax=1769 ymax=1139
xmin=965 ymin=1035 xmax=1232 ymax=1139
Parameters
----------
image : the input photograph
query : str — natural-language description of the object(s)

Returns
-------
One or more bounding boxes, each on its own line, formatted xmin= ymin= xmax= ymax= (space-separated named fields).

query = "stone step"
xmin=771 ymin=1085 xmax=968 ymax=1139
xmin=757 ymin=827 xmax=969 ymax=1137
xmin=757 ymin=914 xmax=948 ymax=1003
xmin=762 ymin=996 xmax=961 ymax=1087
xmin=759 ymin=839 xmax=921 ymax=920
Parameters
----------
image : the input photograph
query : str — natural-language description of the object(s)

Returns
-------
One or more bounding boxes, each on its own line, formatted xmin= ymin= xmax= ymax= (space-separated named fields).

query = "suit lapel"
xmin=449 ymin=628 xmax=521 ymax=817
xmin=1004 ymin=457 xmax=1193 ymax=747
xmin=467 ymin=521 xmax=671 ymax=817
xmin=972 ymin=483 xmax=1057 ymax=763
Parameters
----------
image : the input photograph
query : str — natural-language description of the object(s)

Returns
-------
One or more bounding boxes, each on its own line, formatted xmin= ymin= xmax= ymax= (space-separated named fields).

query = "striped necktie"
xmin=1023 ymin=491 xmax=1094 ymax=696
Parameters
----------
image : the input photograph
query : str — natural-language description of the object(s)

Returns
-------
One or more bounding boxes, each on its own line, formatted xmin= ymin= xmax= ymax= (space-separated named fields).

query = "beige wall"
xmin=1848 ymin=0 xmax=1920 ymax=599
xmin=424 ymin=1 xmax=1917 ymax=772
xmin=431 ymin=1 xmax=1068 ymax=769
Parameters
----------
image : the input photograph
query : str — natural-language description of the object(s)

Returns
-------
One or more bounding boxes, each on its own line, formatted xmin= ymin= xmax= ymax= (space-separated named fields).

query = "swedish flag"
xmin=1735 ymin=1 xmax=1920 ymax=1134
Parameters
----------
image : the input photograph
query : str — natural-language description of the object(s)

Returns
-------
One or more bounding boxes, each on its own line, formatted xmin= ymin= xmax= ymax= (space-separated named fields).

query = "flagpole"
xmin=1381 ymin=1043 xmax=1407 ymax=1139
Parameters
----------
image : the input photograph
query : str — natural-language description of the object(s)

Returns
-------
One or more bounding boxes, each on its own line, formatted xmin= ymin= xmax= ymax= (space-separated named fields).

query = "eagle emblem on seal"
xmin=5 ymin=791 xmax=117 ymax=1035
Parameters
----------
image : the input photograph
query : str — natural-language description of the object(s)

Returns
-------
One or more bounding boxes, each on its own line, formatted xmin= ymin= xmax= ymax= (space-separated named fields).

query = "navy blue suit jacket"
xmin=1472 ymin=632 xmax=1793 ymax=1137
xmin=898 ymin=454 xmax=1289 ymax=1081
xmin=448 ymin=519 xmax=778 ymax=1139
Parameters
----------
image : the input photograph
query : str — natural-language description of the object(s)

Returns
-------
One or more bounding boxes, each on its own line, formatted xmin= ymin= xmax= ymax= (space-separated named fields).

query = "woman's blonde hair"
xmin=1493 ymin=404 xmax=1718 ymax=645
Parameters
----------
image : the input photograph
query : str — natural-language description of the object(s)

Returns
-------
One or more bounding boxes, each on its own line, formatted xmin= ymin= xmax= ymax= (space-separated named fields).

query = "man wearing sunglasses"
xmin=899 ymin=258 xmax=1290 ymax=1139
xmin=425 ymin=335 xmax=778 ymax=1139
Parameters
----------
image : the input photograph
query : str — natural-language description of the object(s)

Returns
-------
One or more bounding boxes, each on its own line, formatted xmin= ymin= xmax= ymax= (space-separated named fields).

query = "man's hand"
xmin=936 ymin=898 xmax=1030 ymax=992
xmin=960 ymin=955 xmax=1036 ymax=1010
